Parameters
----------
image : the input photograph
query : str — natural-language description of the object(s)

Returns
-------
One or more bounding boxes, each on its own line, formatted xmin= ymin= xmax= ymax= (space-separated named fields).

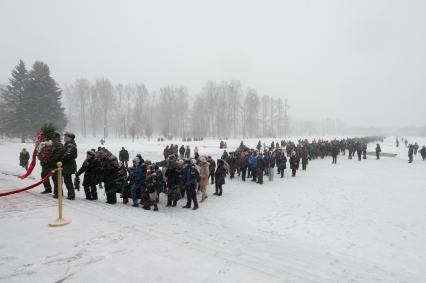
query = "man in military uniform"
xmin=39 ymin=128 xmax=64 ymax=195
xmin=58 ymin=132 xmax=77 ymax=200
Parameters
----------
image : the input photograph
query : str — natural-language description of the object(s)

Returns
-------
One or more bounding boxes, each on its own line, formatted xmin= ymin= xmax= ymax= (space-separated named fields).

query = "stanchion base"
xmin=49 ymin=218 xmax=71 ymax=227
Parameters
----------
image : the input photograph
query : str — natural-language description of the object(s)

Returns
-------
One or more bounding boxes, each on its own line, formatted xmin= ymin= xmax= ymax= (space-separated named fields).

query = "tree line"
xmin=0 ymin=60 xmax=291 ymax=141
xmin=63 ymin=79 xmax=291 ymax=140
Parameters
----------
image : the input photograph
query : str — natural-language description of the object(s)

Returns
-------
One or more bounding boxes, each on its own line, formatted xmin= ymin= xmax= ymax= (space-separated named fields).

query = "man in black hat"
xmin=57 ymin=132 xmax=77 ymax=200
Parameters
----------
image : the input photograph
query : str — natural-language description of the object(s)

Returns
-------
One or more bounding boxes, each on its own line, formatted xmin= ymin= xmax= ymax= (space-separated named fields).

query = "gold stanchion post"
xmin=49 ymin=162 xmax=71 ymax=227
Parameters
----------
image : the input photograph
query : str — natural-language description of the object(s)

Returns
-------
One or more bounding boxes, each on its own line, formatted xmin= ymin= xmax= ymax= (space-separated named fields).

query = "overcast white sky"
xmin=1 ymin=0 xmax=425 ymax=127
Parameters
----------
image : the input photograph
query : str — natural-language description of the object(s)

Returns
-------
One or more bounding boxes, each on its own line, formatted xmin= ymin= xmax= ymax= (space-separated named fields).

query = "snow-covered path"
xmin=0 ymin=137 xmax=425 ymax=282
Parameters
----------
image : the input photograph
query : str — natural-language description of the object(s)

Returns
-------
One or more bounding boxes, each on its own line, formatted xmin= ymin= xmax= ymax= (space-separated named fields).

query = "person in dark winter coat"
xmin=240 ymin=152 xmax=249 ymax=181
xmin=19 ymin=148 xmax=30 ymax=170
xmin=185 ymin=146 xmax=191 ymax=159
xmin=214 ymin=159 xmax=226 ymax=196
xmin=301 ymin=147 xmax=310 ymax=169
xmin=226 ymin=153 xmax=237 ymax=179
xmin=130 ymin=156 xmax=144 ymax=207
xmin=256 ymin=154 xmax=266 ymax=184
xmin=221 ymin=150 xmax=229 ymax=160
xmin=375 ymin=144 xmax=381 ymax=160
xmin=179 ymin=145 xmax=185 ymax=159
xmin=420 ymin=146 xmax=426 ymax=161
xmin=362 ymin=144 xmax=367 ymax=160
xmin=76 ymin=151 xmax=100 ymax=200
xmin=268 ymin=151 xmax=276 ymax=181
xmin=408 ymin=144 xmax=414 ymax=163
xmin=331 ymin=144 xmax=339 ymax=164
xmin=182 ymin=160 xmax=200 ymax=210
xmin=208 ymin=156 xmax=216 ymax=184
xmin=98 ymin=148 xmax=120 ymax=204
xmin=58 ymin=132 xmax=77 ymax=200
xmin=277 ymin=152 xmax=287 ymax=178
xmin=289 ymin=151 xmax=299 ymax=177
xmin=356 ymin=143 xmax=363 ymax=161
xmin=39 ymin=132 xmax=63 ymax=195
xmin=142 ymin=165 xmax=160 ymax=211
xmin=414 ymin=143 xmax=419 ymax=155
xmin=165 ymin=164 xmax=182 ymax=207
xmin=119 ymin=147 xmax=129 ymax=167
xmin=163 ymin=146 xmax=169 ymax=160
xmin=249 ymin=152 xmax=258 ymax=182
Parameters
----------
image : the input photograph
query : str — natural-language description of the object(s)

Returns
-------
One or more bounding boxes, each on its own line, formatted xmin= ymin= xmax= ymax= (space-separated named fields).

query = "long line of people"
xmin=22 ymin=128 xmax=425 ymax=212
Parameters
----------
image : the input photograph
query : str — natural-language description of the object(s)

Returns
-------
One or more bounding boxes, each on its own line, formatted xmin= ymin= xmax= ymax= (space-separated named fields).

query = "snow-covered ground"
xmin=0 ymin=136 xmax=425 ymax=283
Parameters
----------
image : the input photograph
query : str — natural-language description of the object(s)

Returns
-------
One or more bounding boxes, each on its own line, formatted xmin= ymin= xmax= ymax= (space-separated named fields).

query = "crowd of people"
xmin=18 ymin=127 xmax=426 ymax=212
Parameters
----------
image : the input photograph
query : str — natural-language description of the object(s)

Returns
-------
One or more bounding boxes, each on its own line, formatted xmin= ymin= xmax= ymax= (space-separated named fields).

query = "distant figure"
xmin=19 ymin=148 xmax=30 ymax=170
xmin=396 ymin=137 xmax=399 ymax=148
xmin=420 ymin=146 xmax=426 ymax=161
xmin=221 ymin=150 xmax=228 ymax=160
xmin=408 ymin=144 xmax=414 ymax=163
xmin=185 ymin=145 xmax=191 ymax=159
xmin=376 ymin=144 xmax=381 ymax=160
xmin=414 ymin=143 xmax=419 ymax=155
xmin=179 ymin=145 xmax=185 ymax=159
xmin=100 ymin=138 xmax=105 ymax=145
xmin=289 ymin=151 xmax=300 ymax=177
xmin=119 ymin=147 xmax=129 ymax=167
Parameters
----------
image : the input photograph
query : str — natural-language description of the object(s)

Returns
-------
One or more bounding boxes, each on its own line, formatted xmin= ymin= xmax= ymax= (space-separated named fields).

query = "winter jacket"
xmin=240 ymin=155 xmax=249 ymax=169
xmin=215 ymin=163 xmax=226 ymax=185
xmin=199 ymin=162 xmax=210 ymax=187
xmin=249 ymin=155 xmax=257 ymax=169
xmin=256 ymin=156 xmax=266 ymax=172
xmin=209 ymin=159 xmax=216 ymax=175
xmin=19 ymin=151 xmax=30 ymax=166
xmin=290 ymin=155 xmax=300 ymax=170
xmin=268 ymin=153 xmax=276 ymax=168
xmin=61 ymin=140 xmax=77 ymax=175
xmin=183 ymin=165 xmax=199 ymax=187
xmin=77 ymin=157 xmax=100 ymax=187
xmin=277 ymin=155 xmax=287 ymax=170
xmin=119 ymin=149 xmax=129 ymax=162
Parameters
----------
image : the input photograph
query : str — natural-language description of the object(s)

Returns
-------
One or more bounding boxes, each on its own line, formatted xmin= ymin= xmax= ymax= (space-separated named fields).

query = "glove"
xmin=74 ymin=176 xmax=80 ymax=191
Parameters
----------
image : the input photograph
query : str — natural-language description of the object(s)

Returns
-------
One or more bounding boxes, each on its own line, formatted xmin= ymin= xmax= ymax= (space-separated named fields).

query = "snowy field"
xmin=0 ymin=136 xmax=425 ymax=283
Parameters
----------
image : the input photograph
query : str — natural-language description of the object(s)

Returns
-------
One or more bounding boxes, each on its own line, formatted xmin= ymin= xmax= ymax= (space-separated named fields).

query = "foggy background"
xmin=1 ymin=0 xmax=425 ymax=135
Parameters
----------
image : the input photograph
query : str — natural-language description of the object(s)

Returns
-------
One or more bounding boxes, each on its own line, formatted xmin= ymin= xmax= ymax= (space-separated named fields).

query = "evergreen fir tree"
xmin=0 ymin=60 xmax=31 ymax=142
xmin=26 ymin=61 xmax=67 ymax=134
xmin=0 ymin=60 xmax=67 ymax=141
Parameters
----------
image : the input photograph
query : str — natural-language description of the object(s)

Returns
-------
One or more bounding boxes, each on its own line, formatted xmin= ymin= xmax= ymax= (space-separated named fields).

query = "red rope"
xmin=18 ymin=149 xmax=37 ymax=180
xmin=0 ymin=170 xmax=54 ymax=197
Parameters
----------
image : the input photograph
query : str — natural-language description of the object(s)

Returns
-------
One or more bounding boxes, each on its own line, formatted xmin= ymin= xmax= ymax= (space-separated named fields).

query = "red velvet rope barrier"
xmin=0 ymin=170 xmax=55 ymax=197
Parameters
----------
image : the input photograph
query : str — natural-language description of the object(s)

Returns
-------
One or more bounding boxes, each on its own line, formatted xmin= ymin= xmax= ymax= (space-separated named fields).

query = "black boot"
xmin=153 ymin=204 xmax=158 ymax=211
xmin=40 ymin=189 xmax=52 ymax=194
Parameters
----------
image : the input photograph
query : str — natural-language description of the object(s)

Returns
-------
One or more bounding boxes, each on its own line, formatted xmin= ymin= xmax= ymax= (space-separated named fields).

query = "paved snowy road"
xmin=0 ymin=137 xmax=425 ymax=282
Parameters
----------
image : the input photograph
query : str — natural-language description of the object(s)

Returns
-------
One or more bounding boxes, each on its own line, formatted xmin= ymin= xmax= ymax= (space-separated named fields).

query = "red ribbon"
xmin=1 ymin=170 xmax=54 ymax=197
